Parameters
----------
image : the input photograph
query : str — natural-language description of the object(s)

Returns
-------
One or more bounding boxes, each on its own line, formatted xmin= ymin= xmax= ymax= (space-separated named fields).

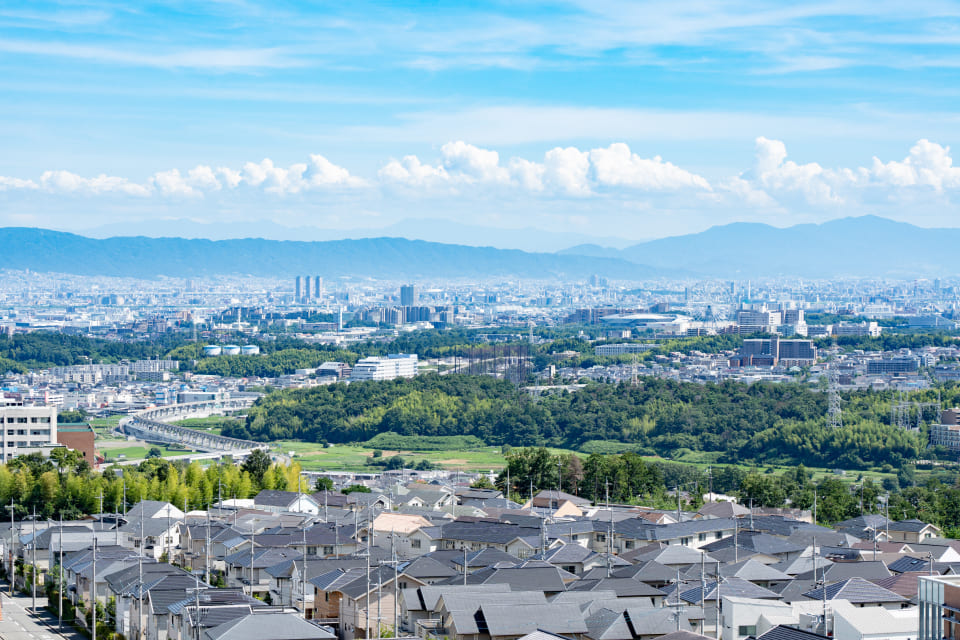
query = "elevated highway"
xmin=120 ymin=396 xmax=267 ymax=454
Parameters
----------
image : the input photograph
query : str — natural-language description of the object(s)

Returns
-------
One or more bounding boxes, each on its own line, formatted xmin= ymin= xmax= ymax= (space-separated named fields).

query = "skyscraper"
xmin=315 ymin=276 xmax=323 ymax=299
xmin=295 ymin=276 xmax=303 ymax=301
xmin=400 ymin=284 xmax=417 ymax=306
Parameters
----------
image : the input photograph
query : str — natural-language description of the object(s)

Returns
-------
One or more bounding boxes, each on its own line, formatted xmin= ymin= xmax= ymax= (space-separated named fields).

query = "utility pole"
xmin=138 ymin=502 xmax=144 ymax=640
xmin=92 ymin=536 xmax=97 ymax=640
xmin=301 ymin=521 xmax=308 ymax=617
xmin=392 ymin=529 xmax=399 ymax=636
xmin=205 ymin=505 xmax=211 ymax=584
xmin=59 ymin=512 xmax=64 ymax=628
xmin=7 ymin=499 xmax=14 ymax=596
xmin=248 ymin=523 xmax=255 ymax=596
xmin=31 ymin=505 xmax=36 ymax=613
xmin=714 ymin=560 xmax=721 ymax=640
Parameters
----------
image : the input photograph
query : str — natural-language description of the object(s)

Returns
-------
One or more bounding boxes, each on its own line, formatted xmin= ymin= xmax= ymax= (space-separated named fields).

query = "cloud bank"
xmin=4 ymin=139 xmax=960 ymax=215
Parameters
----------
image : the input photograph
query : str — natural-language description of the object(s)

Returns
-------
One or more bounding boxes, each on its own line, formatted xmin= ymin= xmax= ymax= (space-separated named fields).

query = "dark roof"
xmin=656 ymin=631 xmax=717 ymax=640
xmin=887 ymin=518 xmax=937 ymax=532
xmin=801 ymin=577 xmax=907 ymax=603
xmin=568 ymin=577 xmax=665 ymax=597
xmin=677 ymin=576 xmax=782 ymax=603
xmin=756 ymin=625 xmax=829 ymax=640
xmin=253 ymin=490 xmax=316 ymax=508
xmin=701 ymin=531 xmax=802 ymax=556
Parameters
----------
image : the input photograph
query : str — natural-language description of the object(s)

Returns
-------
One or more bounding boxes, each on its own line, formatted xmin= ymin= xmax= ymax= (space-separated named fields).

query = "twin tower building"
xmin=294 ymin=275 xmax=323 ymax=303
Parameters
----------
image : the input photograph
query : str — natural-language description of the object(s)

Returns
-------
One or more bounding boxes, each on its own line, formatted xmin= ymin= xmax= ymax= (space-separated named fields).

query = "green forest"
xmin=224 ymin=374 xmax=933 ymax=470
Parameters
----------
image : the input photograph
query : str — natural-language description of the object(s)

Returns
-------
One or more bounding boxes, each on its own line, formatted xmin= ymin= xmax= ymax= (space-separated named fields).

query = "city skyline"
xmin=3 ymin=2 xmax=960 ymax=243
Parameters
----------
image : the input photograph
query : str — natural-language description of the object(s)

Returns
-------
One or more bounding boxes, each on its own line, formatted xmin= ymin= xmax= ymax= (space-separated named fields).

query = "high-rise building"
xmin=315 ymin=276 xmax=323 ymax=299
xmin=303 ymin=275 xmax=312 ymax=301
xmin=400 ymin=284 xmax=417 ymax=306
xmin=295 ymin=276 xmax=303 ymax=301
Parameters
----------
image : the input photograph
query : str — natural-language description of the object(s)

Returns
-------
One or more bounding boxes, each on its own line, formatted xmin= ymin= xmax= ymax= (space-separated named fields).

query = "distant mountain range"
xmin=83 ymin=218 xmax=635 ymax=253
xmin=560 ymin=216 xmax=959 ymax=278
xmin=0 ymin=228 xmax=657 ymax=280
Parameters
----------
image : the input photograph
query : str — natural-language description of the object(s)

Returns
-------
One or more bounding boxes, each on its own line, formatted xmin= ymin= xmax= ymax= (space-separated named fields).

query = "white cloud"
xmin=0 ymin=176 xmax=37 ymax=190
xmin=543 ymin=147 xmax=591 ymax=196
xmin=749 ymin=136 xmax=842 ymax=205
xmin=440 ymin=141 xmax=509 ymax=183
xmin=871 ymin=139 xmax=960 ymax=191
xmin=588 ymin=142 xmax=710 ymax=190
xmin=306 ymin=154 xmax=367 ymax=187
xmin=378 ymin=155 xmax=450 ymax=187
xmin=39 ymin=170 xmax=151 ymax=197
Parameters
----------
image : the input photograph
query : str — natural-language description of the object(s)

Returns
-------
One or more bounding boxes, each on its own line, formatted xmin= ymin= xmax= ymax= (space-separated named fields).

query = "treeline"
xmin=500 ymin=447 xmax=960 ymax=530
xmin=0 ymin=448 xmax=297 ymax=519
xmin=0 ymin=332 xmax=189 ymax=372
xmin=228 ymin=374 xmax=926 ymax=469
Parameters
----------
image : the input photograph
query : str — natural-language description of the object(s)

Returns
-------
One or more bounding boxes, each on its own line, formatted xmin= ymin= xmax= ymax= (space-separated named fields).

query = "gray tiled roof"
xmin=801 ymin=577 xmax=907 ymax=603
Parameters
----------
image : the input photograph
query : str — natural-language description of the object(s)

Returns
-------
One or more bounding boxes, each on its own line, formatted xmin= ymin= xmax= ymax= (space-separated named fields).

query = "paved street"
xmin=0 ymin=585 xmax=85 ymax=640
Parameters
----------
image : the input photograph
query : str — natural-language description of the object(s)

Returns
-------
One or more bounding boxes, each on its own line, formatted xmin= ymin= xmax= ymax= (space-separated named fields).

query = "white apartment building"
xmin=350 ymin=354 xmax=418 ymax=381
xmin=595 ymin=343 xmax=658 ymax=356
xmin=0 ymin=398 xmax=57 ymax=463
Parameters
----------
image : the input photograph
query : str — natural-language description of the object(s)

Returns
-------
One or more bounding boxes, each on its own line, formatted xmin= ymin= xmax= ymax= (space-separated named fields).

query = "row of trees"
xmin=230 ymin=374 xmax=930 ymax=469
xmin=496 ymin=447 xmax=960 ymax=529
xmin=0 ymin=449 xmax=300 ymax=519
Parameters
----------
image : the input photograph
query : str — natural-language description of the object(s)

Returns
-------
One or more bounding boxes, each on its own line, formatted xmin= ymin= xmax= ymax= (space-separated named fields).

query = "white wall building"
xmin=350 ymin=354 xmax=418 ymax=381
xmin=0 ymin=398 xmax=57 ymax=463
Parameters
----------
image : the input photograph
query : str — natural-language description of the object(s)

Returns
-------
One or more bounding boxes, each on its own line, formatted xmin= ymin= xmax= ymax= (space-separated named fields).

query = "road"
xmin=0 ymin=587 xmax=85 ymax=640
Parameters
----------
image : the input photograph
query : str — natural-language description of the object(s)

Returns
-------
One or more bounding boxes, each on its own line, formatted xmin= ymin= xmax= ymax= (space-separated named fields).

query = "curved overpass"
xmin=120 ymin=396 xmax=267 ymax=454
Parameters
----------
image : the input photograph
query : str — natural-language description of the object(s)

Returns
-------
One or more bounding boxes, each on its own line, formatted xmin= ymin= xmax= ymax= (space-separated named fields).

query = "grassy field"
xmin=266 ymin=436 xmax=909 ymax=488
xmin=171 ymin=415 xmax=240 ymax=436
xmin=88 ymin=415 xmax=125 ymax=440
xmin=272 ymin=440 xmax=580 ymax=472
xmin=100 ymin=443 xmax=190 ymax=462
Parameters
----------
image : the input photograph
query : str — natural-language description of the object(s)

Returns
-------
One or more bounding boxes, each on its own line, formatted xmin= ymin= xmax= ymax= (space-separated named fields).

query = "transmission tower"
xmin=890 ymin=387 xmax=940 ymax=432
xmin=827 ymin=368 xmax=842 ymax=429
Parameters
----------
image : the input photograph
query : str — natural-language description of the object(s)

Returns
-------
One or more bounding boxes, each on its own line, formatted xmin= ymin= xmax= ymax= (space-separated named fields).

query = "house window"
xmin=624 ymin=540 xmax=634 ymax=549
xmin=739 ymin=626 xmax=757 ymax=636
xmin=323 ymin=546 xmax=333 ymax=555
xmin=715 ymin=532 xmax=723 ymax=540
xmin=411 ymin=539 xmax=421 ymax=549
xmin=596 ymin=534 xmax=606 ymax=542
xmin=698 ymin=533 xmax=707 ymax=542
xmin=571 ymin=535 xmax=579 ymax=541
xmin=680 ymin=537 xmax=691 ymax=546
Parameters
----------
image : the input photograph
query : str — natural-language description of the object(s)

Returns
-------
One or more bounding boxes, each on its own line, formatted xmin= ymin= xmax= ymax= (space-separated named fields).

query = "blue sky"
xmin=3 ymin=1 xmax=960 ymax=246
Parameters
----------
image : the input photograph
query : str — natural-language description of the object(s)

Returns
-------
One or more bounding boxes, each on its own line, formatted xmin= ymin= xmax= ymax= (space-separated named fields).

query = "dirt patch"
xmin=301 ymin=450 xmax=327 ymax=456
xmin=363 ymin=450 xmax=401 ymax=458
xmin=438 ymin=459 xmax=468 ymax=465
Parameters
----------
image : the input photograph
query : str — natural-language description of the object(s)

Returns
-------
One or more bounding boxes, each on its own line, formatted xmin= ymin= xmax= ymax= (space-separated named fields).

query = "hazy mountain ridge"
xmin=0 ymin=228 xmax=658 ymax=280
xmin=83 ymin=218 xmax=635 ymax=253
xmin=560 ymin=216 xmax=958 ymax=278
